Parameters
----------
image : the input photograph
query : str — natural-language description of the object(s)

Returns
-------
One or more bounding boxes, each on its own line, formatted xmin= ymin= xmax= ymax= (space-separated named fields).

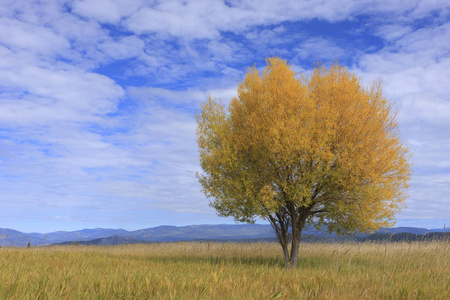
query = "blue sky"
xmin=0 ymin=0 xmax=449 ymax=233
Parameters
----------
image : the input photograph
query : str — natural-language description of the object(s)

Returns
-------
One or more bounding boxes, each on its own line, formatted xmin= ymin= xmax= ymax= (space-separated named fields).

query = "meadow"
xmin=0 ymin=241 xmax=449 ymax=299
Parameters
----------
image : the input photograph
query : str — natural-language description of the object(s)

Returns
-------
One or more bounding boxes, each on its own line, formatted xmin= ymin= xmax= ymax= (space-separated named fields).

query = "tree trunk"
xmin=269 ymin=209 xmax=307 ymax=269
xmin=285 ymin=209 xmax=306 ymax=269
xmin=280 ymin=238 xmax=290 ymax=264
xmin=269 ymin=214 xmax=291 ymax=266
xmin=286 ymin=230 xmax=302 ymax=269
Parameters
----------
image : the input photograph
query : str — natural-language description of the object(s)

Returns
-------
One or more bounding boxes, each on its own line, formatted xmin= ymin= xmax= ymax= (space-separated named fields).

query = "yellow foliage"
xmin=196 ymin=57 xmax=411 ymax=235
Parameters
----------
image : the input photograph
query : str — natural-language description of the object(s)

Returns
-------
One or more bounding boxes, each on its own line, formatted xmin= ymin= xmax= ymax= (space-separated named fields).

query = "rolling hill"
xmin=0 ymin=224 xmax=448 ymax=247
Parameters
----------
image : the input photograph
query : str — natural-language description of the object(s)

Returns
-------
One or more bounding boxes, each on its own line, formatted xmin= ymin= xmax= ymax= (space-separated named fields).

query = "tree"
xmin=196 ymin=58 xmax=411 ymax=268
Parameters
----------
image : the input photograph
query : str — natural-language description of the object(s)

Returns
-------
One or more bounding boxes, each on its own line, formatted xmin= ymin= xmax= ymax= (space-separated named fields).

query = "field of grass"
xmin=0 ymin=241 xmax=449 ymax=299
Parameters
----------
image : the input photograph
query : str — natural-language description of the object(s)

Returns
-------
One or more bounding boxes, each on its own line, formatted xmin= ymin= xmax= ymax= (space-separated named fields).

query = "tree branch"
xmin=309 ymin=209 xmax=327 ymax=215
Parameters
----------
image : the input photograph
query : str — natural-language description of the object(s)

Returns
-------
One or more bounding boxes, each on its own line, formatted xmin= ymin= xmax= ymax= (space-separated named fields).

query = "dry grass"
xmin=0 ymin=241 xmax=449 ymax=299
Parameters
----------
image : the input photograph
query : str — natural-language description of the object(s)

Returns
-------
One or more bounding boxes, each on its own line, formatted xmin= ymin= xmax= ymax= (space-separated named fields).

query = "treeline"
xmin=297 ymin=232 xmax=450 ymax=243
xmin=359 ymin=232 xmax=450 ymax=243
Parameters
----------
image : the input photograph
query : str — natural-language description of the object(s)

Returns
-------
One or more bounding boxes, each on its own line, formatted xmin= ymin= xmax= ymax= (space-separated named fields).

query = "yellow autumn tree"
xmin=196 ymin=58 xmax=411 ymax=268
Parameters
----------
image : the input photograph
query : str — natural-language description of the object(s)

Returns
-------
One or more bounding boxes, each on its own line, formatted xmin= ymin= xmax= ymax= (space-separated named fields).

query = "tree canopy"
xmin=196 ymin=57 xmax=411 ymax=268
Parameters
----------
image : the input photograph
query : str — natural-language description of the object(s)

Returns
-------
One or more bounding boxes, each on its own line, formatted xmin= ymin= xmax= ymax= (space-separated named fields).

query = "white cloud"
xmin=71 ymin=0 xmax=134 ymax=24
xmin=98 ymin=36 xmax=145 ymax=60
xmin=127 ymin=85 xmax=238 ymax=108
xmin=119 ymin=0 xmax=450 ymax=39
xmin=374 ymin=24 xmax=414 ymax=41
xmin=0 ymin=17 xmax=69 ymax=56
xmin=294 ymin=37 xmax=346 ymax=61
xmin=0 ymin=62 xmax=124 ymax=125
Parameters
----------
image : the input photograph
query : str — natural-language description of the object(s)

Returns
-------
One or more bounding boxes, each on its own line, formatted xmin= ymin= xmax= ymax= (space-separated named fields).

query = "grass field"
xmin=0 ymin=241 xmax=449 ymax=299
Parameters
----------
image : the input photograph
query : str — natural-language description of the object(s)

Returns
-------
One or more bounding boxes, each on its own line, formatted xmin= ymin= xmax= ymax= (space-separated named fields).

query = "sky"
xmin=0 ymin=0 xmax=449 ymax=233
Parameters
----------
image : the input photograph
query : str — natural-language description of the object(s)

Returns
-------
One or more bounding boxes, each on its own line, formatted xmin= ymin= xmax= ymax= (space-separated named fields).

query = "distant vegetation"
xmin=360 ymin=232 xmax=450 ymax=243
xmin=1 ymin=241 xmax=448 ymax=299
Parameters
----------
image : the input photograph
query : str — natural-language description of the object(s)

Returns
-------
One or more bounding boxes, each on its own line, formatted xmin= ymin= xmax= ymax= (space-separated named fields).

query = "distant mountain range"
xmin=0 ymin=224 xmax=448 ymax=247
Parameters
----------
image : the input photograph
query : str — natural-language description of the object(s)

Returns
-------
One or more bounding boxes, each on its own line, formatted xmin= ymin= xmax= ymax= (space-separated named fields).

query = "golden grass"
xmin=0 ymin=241 xmax=449 ymax=299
